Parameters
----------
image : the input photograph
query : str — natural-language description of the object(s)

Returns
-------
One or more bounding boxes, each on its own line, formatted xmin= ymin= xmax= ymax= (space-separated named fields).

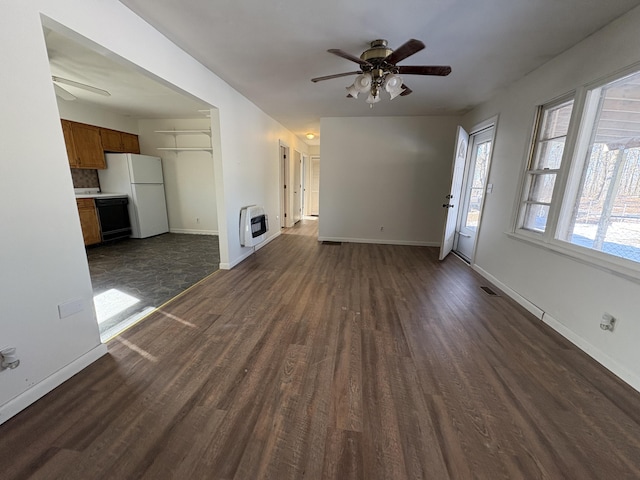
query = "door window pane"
xmin=464 ymin=188 xmax=484 ymax=230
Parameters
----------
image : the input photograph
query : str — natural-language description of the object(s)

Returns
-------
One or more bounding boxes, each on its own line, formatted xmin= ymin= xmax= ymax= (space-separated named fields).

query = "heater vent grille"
xmin=480 ymin=286 xmax=499 ymax=296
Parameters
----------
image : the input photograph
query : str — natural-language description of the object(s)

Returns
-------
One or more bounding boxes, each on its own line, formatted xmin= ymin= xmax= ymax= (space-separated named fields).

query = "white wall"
xmin=464 ymin=6 xmax=640 ymax=390
xmin=0 ymin=0 xmax=306 ymax=423
xmin=57 ymin=99 xmax=139 ymax=133
xmin=319 ymin=116 xmax=460 ymax=245
xmin=137 ymin=118 xmax=218 ymax=235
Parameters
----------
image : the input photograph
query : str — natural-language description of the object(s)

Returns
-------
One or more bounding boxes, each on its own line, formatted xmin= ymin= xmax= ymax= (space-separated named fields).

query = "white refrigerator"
xmin=98 ymin=153 xmax=169 ymax=238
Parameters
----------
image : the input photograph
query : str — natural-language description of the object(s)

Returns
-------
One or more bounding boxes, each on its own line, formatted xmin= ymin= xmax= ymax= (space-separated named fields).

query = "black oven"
xmin=95 ymin=197 xmax=131 ymax=242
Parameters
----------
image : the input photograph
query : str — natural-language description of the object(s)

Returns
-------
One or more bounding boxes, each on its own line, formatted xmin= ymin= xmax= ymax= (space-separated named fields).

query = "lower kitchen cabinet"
xmin=76 ymin=198 xmax=102 ymax=246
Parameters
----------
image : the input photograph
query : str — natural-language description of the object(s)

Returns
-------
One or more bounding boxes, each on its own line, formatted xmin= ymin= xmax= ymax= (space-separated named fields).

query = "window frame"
xmin=511 ymin=66 xmax=640 ymax=283
xmin=514 ymin=92 xmax=582 ymax=241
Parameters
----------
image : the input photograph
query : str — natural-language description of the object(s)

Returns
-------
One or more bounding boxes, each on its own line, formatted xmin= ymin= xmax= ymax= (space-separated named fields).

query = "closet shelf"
xmin=156 ymin=147 xmax=213 ymax=152
xmin=155 ymin=129 xmax=213 ymax=154
xmin=154 ymin=129 xmax=211 ymax=136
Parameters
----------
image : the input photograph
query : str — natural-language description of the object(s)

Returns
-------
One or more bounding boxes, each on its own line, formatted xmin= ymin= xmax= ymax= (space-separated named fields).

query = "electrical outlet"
xmin=600 ymin=312 xmax=616 ymax=332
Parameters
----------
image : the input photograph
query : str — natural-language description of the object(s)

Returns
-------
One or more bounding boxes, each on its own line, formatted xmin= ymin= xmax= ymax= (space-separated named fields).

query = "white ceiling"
xmin=45 ymin=28 xmax=212 ymax=119
xmin=48 ymin=1 xmax=640 ymax=143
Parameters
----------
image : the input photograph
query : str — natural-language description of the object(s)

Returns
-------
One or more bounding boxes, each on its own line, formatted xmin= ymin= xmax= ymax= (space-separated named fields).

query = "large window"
xmin=517 ymin=68 xmax=640 ymax=269
xmin=520 ymin=98 xmax=574 ymax=233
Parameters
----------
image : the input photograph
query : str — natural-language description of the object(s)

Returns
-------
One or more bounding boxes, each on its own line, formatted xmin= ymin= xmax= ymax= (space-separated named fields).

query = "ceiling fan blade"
xmin=385 ymin=39 xmax=425 ymax=65
xmin=53 ymin=83 xmax=76 ymax=101
xmin=52 ymin=75 xmax=111 ymax=97
xmin=311 ymin=71 xmax=362 ymax=83
xmin=398 ymin=65 xmax=452 ymax=76
xmin=400 ymin=85 xmax=413 ymax=96
xmin=328 ymin=49 xmax=372 ymax=67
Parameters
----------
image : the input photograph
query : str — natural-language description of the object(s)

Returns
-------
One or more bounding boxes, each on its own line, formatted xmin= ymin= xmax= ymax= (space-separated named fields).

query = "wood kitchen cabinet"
xmin=61 ymin=120 xmax=141 ymax=169
xmin=76 ymin=198 xmax=102 ymax=246
xmin=61 ymin=120 xmax=79 ymax=168
xmin=100 ymin=128 xmax=140 ymax=154
xmin=61 ymin=120 xmax=106 ymax=169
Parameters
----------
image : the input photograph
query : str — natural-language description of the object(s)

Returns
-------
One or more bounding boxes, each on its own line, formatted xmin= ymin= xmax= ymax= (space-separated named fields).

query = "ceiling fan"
xmin=52 ymin=75 xmax=111 ymax=101
xmin=311 ymin=39 xmax=451 ymax=104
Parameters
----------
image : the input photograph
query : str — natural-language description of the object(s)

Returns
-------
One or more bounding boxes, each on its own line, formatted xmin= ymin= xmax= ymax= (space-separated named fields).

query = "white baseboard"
xmin=317 ymin=236 xmax=439 ymax=247
xmin=169 ymin=228 xmax=218 ymax=235
xmin=472 ymin=265 xmax=544 ymax=319
xmin=0 ymin=343 xmax=108 ymax=425
xmin=541 ymin=313 xmax=640 ymax=393
xmin=472 ymin=264 xmax=640 ymax=393
xmin=221 ymin=231 xmax=282 ymax=270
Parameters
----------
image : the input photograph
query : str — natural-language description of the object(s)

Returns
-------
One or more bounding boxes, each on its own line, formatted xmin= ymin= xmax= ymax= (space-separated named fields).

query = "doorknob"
xmin=442 ymin=203 xmax=454 ymax=208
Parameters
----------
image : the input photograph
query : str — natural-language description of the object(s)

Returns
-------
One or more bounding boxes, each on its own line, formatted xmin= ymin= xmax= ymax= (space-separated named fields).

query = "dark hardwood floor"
xmin=2 ymin=218 xmax=640 ymax=479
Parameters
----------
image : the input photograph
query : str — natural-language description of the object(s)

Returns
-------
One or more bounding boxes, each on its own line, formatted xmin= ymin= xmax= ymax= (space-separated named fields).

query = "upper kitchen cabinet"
xmin=100 ymin=128 xmax=140 ymax=154
xmin=61 ymin=120 xmax=106 ymax=169
xmin=61 ymin=119 xmax=79 ymax=168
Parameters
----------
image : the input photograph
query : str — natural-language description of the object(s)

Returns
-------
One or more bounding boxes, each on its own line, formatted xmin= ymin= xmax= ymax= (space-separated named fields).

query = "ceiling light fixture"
xmin=306 ymin=133 xmax=315 ymax=140
xmin=346 ymin=69 xmax=404 ymax=107
xmin=312 ymin=39 xmax=452 ymax=108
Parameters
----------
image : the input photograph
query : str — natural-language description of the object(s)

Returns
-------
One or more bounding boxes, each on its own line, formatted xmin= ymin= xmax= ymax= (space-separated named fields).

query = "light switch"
xmin=58 ymin=298 xmax=84 ymax=319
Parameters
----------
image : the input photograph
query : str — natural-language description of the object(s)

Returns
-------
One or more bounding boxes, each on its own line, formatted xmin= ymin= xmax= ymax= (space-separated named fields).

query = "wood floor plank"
xmin=1 ymin=218 xmax=640 ymax=479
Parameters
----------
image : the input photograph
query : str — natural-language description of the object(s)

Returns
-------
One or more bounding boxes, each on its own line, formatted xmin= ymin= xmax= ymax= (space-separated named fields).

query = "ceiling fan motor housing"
xmin=360 ymin=39 xmax=393 ymax=63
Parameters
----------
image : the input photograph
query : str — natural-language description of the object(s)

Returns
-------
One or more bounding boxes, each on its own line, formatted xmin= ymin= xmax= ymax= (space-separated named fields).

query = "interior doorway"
xmin=280 ymin=143 xmax=290 ymax=227
xmin=293 ymin=150 xmax=302 ymax=224
xmin=309 ymin=156 xmax=320 ymax=216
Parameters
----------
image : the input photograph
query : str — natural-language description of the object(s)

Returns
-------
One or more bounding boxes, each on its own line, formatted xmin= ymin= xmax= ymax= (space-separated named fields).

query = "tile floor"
xmin=86 ymin=233 xmax=220 ymax=340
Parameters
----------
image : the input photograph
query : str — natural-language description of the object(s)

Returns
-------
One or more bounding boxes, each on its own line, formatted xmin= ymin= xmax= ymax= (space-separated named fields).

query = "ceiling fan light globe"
xmin=384 ymin=73 xmax=403 ymax=92
xmin=354 ymin=73 xmax=372 ymax=92
xmin=389 ymin=88 xmax=403 ymax=100
xmin=365 ymin=91 xmax=381 ymax=104
xmin=346 ymin=84 xmax=360 ymax=98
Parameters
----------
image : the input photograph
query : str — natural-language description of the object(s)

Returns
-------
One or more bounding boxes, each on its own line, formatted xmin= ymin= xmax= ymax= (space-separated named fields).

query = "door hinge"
xmin=285 ymin=213 xmax=287 ymax=217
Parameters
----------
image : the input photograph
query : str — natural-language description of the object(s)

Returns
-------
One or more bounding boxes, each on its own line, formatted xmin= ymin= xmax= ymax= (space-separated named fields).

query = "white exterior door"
xmin=440 ymin=126 xmax=469 ymax=260
xmin=454 ymin=127 xmax=494 ymax=262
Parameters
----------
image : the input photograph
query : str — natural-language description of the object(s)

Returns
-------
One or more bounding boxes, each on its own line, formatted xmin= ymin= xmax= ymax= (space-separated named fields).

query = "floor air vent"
xmin=322 ymin=241 xmax=342 ymax=245
xmin=480 ymin=286 xmax=499 ymax=296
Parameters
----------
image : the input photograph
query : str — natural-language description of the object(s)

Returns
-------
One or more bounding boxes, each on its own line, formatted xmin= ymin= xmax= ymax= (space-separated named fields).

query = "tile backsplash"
xmin=71 ymin=169 xmax=100 ymax=189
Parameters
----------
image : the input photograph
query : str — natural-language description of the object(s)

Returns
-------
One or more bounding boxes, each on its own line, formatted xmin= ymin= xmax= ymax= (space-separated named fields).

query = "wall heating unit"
xmin=240 ymin=206 xmax=268 ymax=247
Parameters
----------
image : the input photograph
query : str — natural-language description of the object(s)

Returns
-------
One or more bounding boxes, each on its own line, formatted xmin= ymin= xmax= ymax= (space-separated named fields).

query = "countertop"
xmin=74 ymin=188 xmax=128 ymax=199
xmin=75 ymin=192 xmax=129 ymax=199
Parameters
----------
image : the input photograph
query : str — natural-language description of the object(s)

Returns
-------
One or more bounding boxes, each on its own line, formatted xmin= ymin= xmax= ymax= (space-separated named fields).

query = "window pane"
xmin=540 ymin=101 xmax=573 ymax=140
xmin=465 ymin=187 xmax=484 ymax=230
xmin=472 ymin=141 xmax=491 ymax=188
xmin=561 ymin=70 xmax=640 ymax=263
xmin=523 ymin=204 xmax=550 ymax=232
xmin=528 ymin=173 xmax=556 ymax=203
xmin=533 ymin=138 xmax=565 ymax=170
